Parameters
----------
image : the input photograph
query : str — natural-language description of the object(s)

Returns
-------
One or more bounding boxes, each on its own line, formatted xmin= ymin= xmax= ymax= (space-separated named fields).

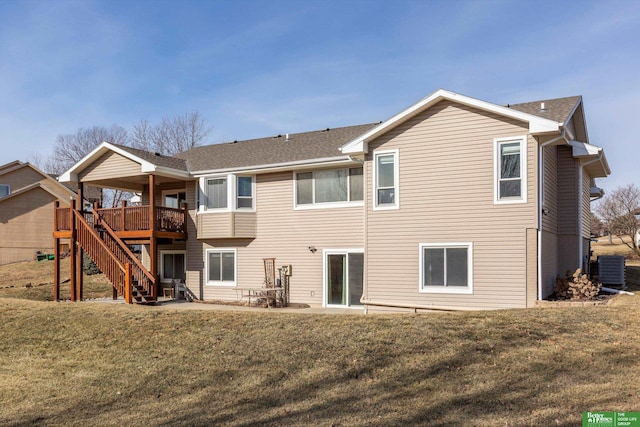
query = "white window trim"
xmin=205 ymin=248 xmax=237 ymax=287
xmin=161 ymin=189 xmax=186 ymax=208
xmin=198 ymin=175 xmax=256 ymax=213
xmin=235 ymin=175 xmax=255 ymax=211
xmin=293 ymin=168 xmax=364 ymax=210
xmin=372 ymin=149 xmax=399 ymax=210
xmin=322 ymin=248 xmax=365 ymax=309
xmin=159 ymin=250 xmax=186 ymax=283
xmin=419 ymin=242 xmax=473 ymax=294
xmin=494 ymin=135 xmax=527 ymax=204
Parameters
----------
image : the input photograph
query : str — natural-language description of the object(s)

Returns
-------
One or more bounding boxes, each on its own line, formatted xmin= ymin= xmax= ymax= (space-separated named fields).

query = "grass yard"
xmin=0 ymin=294 xmax=639 ymax=425
xmin=0 ymin=250 xmax=639 ymax=426
xmin=0 ymin=259 xmax=112 ymax=301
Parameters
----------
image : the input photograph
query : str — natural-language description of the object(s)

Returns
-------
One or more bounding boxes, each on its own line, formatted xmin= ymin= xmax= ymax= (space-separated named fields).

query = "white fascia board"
xmin=191 ymin=156 xmax=357 ymax=177
xmin=339 ymin=89 xmax=560 ymax=154
xmin=569 ymin=140 xmax=611 ymax=177
xmin=58 ymin=141 xmax=188 ymax=182
xmin=568 ymin=140 xmax=601 ymax=157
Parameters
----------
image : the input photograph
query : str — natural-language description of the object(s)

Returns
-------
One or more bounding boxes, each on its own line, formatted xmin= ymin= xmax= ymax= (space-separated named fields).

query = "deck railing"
xmin=54 ymin=204 xmax=187 ymax=234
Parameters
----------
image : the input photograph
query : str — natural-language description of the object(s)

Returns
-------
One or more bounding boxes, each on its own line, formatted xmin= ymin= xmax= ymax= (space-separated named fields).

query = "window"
xmin=236 ymin=176 xmax=253 ymax=209
xmin=160 ymin=251 xmax=185 ymax=283
xmin=206 ymin=178 xmax=227 ymax=209
xmin=419 ymin=243 xmax=473 ymax=294
xmin=163 ymin=191 xmax=186 ymax=208
xmin=206 ymin=249 xmax=236 ymax=286
xmin=495 ymin=136 xmax=526 ymax=203
xmin=374 ymin=150 xmax=398 ymax=209
xmin=0 ymin=185 xmax=8 ymax=198
xmin=295 ymin=167 xmax=363 ymax=207
xmin=200 ymin=175 xmax=256 ymax=212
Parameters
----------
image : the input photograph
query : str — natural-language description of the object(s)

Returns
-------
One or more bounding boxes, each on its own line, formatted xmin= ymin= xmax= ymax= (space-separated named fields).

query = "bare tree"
xmin=51 ymin=125 xmax=128 ymax=174
xmin=596 ymin=183 xmax=640 ymax=253
xmin=131 ymin=111 xmax=211 ymax=156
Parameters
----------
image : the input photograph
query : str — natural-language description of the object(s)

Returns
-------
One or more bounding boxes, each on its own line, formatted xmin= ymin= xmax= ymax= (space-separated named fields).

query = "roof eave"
xmin=192 ymin=155 xmax=357 ymax=177
xmin=340 ymin=89 xmax=560 ymax=154
xmin=59 ymin=142 xmax=181 ymax=183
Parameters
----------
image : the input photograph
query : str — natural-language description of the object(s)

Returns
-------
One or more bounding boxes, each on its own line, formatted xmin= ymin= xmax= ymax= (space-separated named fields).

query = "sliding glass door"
xmin=325 ymin=250 xmax=364 ymax=307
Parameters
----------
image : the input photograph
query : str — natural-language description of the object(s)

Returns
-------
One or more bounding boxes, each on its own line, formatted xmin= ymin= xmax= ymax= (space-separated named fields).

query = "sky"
xmin=0 ymin=0 xmax=638 ymax=193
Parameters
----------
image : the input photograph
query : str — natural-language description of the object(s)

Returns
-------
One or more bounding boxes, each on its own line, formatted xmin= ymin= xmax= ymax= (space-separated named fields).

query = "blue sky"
xmin=0 ymin=0 xmax=638 ymax=193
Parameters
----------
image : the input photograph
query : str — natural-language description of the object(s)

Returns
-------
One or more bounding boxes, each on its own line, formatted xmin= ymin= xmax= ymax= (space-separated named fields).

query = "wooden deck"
xmin=53 ymin=204 xmax=188 ymax=241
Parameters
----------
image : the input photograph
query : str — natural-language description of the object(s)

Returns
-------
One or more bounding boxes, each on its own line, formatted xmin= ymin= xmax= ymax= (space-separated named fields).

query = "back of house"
xmin=57 ymin=88 xmax=609 ymax=310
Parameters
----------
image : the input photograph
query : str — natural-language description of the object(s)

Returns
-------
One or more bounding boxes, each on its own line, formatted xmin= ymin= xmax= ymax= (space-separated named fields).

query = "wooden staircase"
xmin=74 ymin=209 xmax=157 ymax=303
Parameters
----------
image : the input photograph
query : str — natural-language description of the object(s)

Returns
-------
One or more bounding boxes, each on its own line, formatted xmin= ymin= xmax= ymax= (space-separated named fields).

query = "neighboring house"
xmin=55 ymin=89 xmax=610 ymax=311
xmin=0 ymin=161 xmax=78 ymax=265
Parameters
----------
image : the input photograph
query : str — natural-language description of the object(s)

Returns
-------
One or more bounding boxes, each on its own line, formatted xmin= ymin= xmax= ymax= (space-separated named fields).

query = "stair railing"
xmin=93 ymin=209 xmax=156 ymax=299
xmin=73 ymin=210 xmax=133 ymax=303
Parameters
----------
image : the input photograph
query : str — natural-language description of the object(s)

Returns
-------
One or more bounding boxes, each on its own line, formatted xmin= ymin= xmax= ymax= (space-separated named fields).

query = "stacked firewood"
xmin=554 ymin=268 xmax=602 ymax=300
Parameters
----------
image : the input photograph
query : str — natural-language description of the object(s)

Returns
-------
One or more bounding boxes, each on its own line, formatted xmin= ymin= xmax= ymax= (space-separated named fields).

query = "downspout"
xmin=362 ymin=157 xmax=369 ymax=315
xmin=537 ymin=130 xmax=567 ymax=301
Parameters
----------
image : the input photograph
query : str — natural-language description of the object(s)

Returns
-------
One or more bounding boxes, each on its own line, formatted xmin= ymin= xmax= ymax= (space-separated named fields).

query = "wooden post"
xmin=149 ymin=174 xmax=158 ymax=299
xmin=121 ymin=200 xmax=127 ymax=231
xmin=69 ymin=199 xmax=77 ymax=302
xmin=125 ymin=263 xmax=132 ymax=304
xmin=76 ymin=183 xmax=84 ymax=300
xmin=53 ymin=201 xmax=60 ymax=302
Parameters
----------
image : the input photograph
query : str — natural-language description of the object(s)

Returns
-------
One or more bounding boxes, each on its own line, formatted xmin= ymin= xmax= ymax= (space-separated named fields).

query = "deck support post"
xmin=69 ymin=199 xmax=77 ymax=302
xmin=76 ymin=184 xmax=84 ymax=301
xmin=53 ymin=201 xmax=60 ymax=302
xmin=149 ymin=174 xmax=158 ymax=299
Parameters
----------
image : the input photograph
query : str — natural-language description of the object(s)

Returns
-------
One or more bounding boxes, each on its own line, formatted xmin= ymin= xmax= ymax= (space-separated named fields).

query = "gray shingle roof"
xmin=174 ymin=123 xmax=379 ymax=172
xmin=110 ymin=143 xmax=189 ymax=171
xmin=507 ymin=95 xmax=581 ymax=124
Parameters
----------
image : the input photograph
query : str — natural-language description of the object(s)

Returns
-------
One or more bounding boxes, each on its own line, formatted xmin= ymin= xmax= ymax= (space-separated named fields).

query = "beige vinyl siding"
xmin=556 ymin=145 xmax=580 ymax=274
xmin=184 ymin=171 xmax=363 ymax=304
xmin=364 ymin=100 xmax=537 ymax=310
xmin=540 ymin=231 xmax=558 ymax=298
xmin=197 ymin=213 xmax=234 ymax=238
xmin=581 ymin=169 xmax=592 ymax=239
xmin=541 ymin=145 xmax=558 ymax=233
xmin=540 ymin=144 xmax=559 ymax=298
xmin=526 ymin=228 xmax=538 ymax=307
xmin=196 ymin=212 xmax=256 ymax=239
xmin=0 ymin=188 xmax=61 ymax=264
xmin=234 ymin=212 xmax=256 ymax=238
xmin=80 ymin=152 xmax=143 ymax=181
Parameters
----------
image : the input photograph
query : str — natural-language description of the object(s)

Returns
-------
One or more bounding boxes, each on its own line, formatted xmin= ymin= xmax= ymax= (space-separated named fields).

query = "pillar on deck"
xmin=69 ymin=199 xmax=77 ymax=302
xmin=75 ymin=184 xmax=84 ymax=301
xmin=53 ymin=201 xmax=60 ymax=302
xmin=149 ymin=174 xmax=158 ymax=299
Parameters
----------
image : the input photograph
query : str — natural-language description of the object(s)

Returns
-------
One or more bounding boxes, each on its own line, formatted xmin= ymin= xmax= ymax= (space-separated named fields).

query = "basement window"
xmin=419 ymin=243 xmax=473 ymax=294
